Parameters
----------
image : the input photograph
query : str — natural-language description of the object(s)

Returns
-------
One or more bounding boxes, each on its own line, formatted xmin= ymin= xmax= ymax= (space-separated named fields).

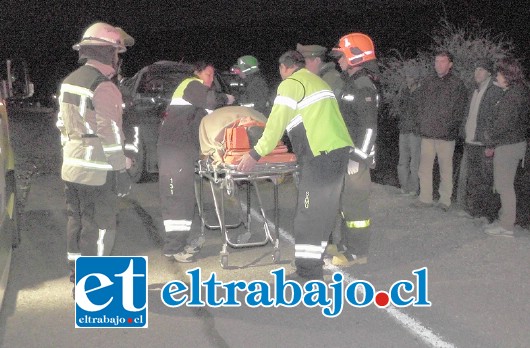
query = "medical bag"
xmin=222 ymin=117 xmax=296 ymax=165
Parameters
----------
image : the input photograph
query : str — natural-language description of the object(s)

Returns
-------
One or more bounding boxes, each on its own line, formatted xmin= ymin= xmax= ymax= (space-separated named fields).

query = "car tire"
xmin=6 ymin=171 xmax=20 ymax=248
xmin=127 ymin=137 xmax=146 ymax=183
xmin=11 ymin=195 xmax=21 ymax=249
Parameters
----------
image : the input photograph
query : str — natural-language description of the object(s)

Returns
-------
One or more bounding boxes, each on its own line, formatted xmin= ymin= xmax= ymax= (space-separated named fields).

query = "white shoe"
xmin=484 ymin=225 xmax=514 ymax=237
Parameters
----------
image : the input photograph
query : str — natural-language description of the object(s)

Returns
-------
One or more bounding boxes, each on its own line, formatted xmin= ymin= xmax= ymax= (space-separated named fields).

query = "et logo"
xmin=75 ymin=256 xmax=148 ymax=328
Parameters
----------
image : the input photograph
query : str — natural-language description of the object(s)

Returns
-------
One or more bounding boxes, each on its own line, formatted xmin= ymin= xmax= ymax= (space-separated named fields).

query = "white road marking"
xmin=248 ymin=207 xmax=456 ymax=348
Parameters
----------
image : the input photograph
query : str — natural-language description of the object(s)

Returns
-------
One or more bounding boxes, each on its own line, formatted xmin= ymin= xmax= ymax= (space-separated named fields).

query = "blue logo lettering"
xmin=75 ymin=256 xmax=148 ymax=328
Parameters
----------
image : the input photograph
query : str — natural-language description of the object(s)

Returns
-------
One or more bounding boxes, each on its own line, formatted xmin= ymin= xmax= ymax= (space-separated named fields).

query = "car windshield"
xmin=137 ymin=72 xmax=190 ymax=99
xmin=120 ymin=61 xmax=231 ymax=100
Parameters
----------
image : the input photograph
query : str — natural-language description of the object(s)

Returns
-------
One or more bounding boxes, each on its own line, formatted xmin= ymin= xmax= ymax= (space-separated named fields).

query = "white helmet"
xmin=73 ymin=22 xmax=126 ymax=53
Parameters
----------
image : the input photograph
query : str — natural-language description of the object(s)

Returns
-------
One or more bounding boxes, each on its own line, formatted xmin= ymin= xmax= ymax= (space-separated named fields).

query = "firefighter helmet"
xmin=331 ymin=33 xmax=376 ymax=67
xmin=236 ymin=55 xmax=259 ymax=75
xmin=73 ymin=22 xmax=126 ymax=53
xmin=116 ymin=27 xmax=135 ymax=48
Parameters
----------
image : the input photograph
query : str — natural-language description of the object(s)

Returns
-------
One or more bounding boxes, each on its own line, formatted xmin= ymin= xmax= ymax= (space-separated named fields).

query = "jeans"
xmin=397 ymin=132 xmax=421 ymax=194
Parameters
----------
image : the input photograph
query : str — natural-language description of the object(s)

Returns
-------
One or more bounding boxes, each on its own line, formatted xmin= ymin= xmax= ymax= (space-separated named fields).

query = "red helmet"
xmin=332 ymin=33 xmax=376 ymax=67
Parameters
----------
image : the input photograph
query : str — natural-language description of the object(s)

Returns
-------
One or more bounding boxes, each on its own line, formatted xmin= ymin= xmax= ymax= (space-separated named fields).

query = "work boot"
xmin=324 ymin=244 xmax=343 ymax=257
xmin=165 ymin=251 xmax=195 ymax=263
xmin=332 ymin=252 xmax=367 ymax=266
xmin=184 ymin=235 xmax=205 ymax=255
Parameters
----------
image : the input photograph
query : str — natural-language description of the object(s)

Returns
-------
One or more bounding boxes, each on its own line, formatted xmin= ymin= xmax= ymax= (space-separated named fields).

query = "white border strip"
xmin=248 ymin=207 xmax=455 ymax=348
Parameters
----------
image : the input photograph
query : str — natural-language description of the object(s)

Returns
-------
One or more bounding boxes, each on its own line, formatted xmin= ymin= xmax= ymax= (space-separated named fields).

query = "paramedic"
xmin=328 ymin=33 xmax=381 ymax=266
xmin=57 ymin=22 xmax=133 ymax=291
xmin=232 ymin=55 xmax=271 ymax=114
xmin=237 ymin=50 xmax=353 ymax=281
xmin=158 ymin=61 xmax=235 ymax=263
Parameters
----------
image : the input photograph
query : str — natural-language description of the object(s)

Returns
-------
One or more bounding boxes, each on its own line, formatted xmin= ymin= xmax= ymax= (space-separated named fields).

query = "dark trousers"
xmin=158 ymin=143 xmax=198 ymax=254
xmin=339 ymin=161 xmax=371 ymax=256
xmin=465 ymin=144 xmax=499 ymax=222
xmin=294 ymin=148 xmax=348 ymax=278
xmin=66 ymin=171 xmax=118 ymax=277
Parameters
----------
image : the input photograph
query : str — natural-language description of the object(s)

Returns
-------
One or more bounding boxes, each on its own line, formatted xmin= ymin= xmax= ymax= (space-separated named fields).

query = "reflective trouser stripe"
xmin=97 ymin=229 xmax=106 ymax=256
xmin=164 ymin=219 xmax=192 ymax=232
xmin=67 ymin=252 xmax=81 ymax=261
xmin=295 ymin=242 xmax=327 ymax=259
xmin=345 ymin=219 xmax=371 ymax=229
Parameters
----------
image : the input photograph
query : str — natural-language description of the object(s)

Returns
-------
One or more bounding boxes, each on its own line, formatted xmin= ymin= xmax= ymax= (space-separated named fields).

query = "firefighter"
xmin=232 ymin=55 xmax=270 ymax=115
xmin=296 ymin=43 xmax=343 ymax=97
xmin=237 ymin=50 xmax=353 ymax=281
xmin=329 ymin=33 xmax=381 ymax=266
xmin=158 ymin=61 xmax=234 ymax=263
xmin=57 ymin=22 xmax=133 ymax=292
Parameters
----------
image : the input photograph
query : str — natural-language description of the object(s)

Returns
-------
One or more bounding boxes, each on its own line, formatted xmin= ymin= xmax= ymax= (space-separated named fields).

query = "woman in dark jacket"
xmin=158 ymin=61 xmax=234 ymax=262
xmin=483 ymin=57 xmax=529 ymax=236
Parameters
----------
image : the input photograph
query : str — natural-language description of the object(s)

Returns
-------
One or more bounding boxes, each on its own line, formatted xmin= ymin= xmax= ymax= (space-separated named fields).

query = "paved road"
xmin=0 ymin=108 xmax=529 ymax=347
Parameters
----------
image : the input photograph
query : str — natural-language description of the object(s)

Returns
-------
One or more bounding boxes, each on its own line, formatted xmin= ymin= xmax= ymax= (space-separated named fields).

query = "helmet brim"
xmin=329 ymin=48 xmax=344 ymax=58
xmin=73 ymin=40 xmax=126 ymax=53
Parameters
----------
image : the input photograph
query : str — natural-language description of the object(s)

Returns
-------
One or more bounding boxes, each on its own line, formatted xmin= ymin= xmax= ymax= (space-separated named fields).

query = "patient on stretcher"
xmin=198 ymin=106 xmax=295 ymax=165
xmin=197 ymin=106 xmax=297 ymax=244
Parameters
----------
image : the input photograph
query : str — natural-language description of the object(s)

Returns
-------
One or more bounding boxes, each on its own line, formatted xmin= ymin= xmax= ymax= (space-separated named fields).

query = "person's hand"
xmin=226 ymin=94 xmax=236 ymax=105
xmin=237 ymin=153 xmax=258 ymax=172
xmin=116 ymin=169 xmax=132 ymax=197
xmin=347 ymin=160 xmax=359 ymax=175
xmin=484 ymin=148 xmax=494 ymax=158
xmin=125 ymin=157 xmax=133 ymax=169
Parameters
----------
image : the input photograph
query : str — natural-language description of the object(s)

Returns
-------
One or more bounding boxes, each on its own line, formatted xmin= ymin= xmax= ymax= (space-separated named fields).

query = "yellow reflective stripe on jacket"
xmin=60 ymin=83 xmax=94 ymax=98
xmin=274 ymin=95 xmax=298 ymax=110
xmin=64 ymin=157 xmax=113 ymax=170
xmin=170 ymin=77 xmax=202 ymax=106
xmin=286 ymin=114 xmax=303 ymax=133
xmin=170 ymin=97 xmax=192 ymax=106
xmin=298 ymin=90 xmax=336 ymax=110
xmin=345 ymin=219 xmax=371 ymax=228
xmin=103 ymin=144 xmax=124 ymax=153
xmin=60 ymin=83 xmax=95 ymax=134
xmin=111 ymin=120 xmax=122 ymax=144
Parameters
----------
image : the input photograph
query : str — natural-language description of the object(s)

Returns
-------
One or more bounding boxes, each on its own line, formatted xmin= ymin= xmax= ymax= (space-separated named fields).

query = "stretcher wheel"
xmin=272 ymin=249 xmax=281 ymax=263
xmin=220 ymin=254 xmax=229 ymax=268
xmin=225 ymin=178 xmax=235 ymax=196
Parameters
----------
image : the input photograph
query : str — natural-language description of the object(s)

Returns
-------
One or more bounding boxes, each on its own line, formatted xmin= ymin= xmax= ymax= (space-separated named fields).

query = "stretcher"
xmin=195 ymin=158 xmax=298 ymax=268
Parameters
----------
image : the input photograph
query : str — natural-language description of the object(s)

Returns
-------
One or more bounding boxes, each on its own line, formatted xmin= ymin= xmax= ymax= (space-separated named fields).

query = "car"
xmin=119 ymin=61 xmax=232 ymax=182
xmin=0 ymin=59 xmax=27 ymax=311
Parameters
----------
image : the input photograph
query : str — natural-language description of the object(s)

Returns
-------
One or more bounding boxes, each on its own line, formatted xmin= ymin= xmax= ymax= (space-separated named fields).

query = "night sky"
xmin=1 ymin=0 xmax=529 ymax=102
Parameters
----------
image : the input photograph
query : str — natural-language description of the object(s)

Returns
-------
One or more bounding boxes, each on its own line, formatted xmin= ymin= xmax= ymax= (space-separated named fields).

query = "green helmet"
xmin=236 ymin=55 xmax=259 ymax=75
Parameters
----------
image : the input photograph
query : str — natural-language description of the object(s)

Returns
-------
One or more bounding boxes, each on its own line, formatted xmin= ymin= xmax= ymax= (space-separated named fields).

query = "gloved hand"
xmin=347 ymin=159 xmax=359 ymax=175
xmin=226 ymin=94 xmax=236 ymax=105
xmin=116 ymin=169 xmax=132 ymax=197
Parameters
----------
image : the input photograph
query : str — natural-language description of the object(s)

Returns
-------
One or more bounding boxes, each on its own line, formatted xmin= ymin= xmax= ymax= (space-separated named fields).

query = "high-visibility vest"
xmin=254 ymin=68 xmax=353 ymax=159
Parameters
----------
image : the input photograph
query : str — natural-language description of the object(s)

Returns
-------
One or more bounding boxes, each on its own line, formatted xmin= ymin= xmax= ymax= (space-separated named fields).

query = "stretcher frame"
xmin=195 ymin=158 xmax=298 ymax=268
